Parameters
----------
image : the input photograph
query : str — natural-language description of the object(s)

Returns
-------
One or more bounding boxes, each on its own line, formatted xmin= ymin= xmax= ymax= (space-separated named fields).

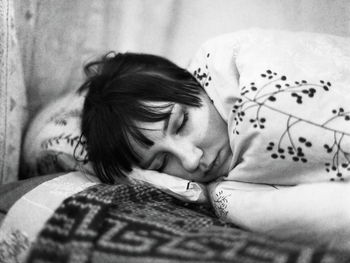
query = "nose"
xmin=172 ymin=140 xmax=203 ymax=172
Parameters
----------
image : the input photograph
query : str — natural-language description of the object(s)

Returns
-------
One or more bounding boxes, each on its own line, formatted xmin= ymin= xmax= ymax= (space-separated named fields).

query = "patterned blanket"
xmin=27 ymin=183 xmax=350 ymax=263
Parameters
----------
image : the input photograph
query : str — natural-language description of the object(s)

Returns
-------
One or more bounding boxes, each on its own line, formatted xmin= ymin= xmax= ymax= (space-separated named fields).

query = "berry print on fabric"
xmin=233 ymin=70 xmax=350 ymax=182
xmin=193 ymin=53 xmax=212 ymax=88
xmin=193 ymin=53 xmax=215 ymax=104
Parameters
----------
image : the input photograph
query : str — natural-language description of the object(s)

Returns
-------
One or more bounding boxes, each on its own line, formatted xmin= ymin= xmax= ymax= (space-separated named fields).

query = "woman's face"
xmin=130 ymin=93 xmax=233 ymax=183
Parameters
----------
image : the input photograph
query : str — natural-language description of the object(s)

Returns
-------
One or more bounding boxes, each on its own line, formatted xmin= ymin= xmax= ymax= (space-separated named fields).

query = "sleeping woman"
xmin=79 ymin=29 xmax=350 ymax=250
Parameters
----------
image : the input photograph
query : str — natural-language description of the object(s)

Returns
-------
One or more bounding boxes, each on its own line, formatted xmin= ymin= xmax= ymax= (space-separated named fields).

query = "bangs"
xmin=108 ymin=71 xmax=203 ymax=108
xmin=124 ymin=102 xmax=174 ymax=150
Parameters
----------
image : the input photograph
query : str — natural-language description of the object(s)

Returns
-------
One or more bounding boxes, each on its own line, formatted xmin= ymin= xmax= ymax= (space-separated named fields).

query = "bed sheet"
xmin=0 ymin=171 xmax=99 ymax=263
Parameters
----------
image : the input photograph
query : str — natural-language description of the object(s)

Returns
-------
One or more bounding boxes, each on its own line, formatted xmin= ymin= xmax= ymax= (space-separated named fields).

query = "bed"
xmin=1 ymin=0 xmax=350 ymax=262
xmin=2 ymin=173 xmax=350 ymax=263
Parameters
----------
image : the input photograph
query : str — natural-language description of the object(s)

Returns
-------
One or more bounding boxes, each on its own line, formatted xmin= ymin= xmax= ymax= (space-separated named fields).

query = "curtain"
xmin=0 ymin=0 xmax=27 ymax=183
xmin=13 ymin=0 xmax=350 ymax=118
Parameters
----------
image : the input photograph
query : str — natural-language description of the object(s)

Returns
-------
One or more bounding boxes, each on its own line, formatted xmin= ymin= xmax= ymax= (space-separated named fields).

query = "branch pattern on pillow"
xmin=232 ymin=70 xmax=350 ymax=182
xmin=23 ymin=92 xmax=90 ymax=177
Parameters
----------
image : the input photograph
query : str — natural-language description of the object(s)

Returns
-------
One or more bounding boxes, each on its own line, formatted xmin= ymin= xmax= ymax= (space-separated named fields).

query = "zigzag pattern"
xmin=27 ymin=184 xmax=350 ymax=263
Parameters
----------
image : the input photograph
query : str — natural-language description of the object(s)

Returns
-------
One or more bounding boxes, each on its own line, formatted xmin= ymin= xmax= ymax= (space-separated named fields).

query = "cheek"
xmin=214 ymin=111 xmax=228 ymax=136
xmin=205 ymin=100 xmax=229 ymax=142
xmin=190 ymin=105 xmax=211 ymax=141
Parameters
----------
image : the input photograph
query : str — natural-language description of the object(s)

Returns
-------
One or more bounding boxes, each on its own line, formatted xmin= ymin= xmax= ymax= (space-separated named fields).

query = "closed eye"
xmin=157 ymin=109 xmax=188 ymax=172
xmin=176 ymin=111 xmax=188 ymax=134
xmin=157 ymin=154 xmax=169 ymax=172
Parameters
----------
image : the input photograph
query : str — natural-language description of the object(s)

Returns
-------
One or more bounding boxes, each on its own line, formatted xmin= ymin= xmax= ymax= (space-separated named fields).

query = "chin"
xmin=201 ymin=173 xmax=221 ymax=183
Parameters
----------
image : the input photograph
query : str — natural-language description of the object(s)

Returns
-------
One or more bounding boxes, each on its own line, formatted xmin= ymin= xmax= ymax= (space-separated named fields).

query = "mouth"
xmin=205 ymin=153 xmax=219 ymax=176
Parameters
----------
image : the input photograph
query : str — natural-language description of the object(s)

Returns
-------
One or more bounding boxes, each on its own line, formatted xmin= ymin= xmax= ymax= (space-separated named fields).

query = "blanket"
xmin=187 ymin=29 xmax=350 ymax=248
xmin=188 ymin=28 xmax=350 ymax=185
xmin=26 ymin=183 xmax=350 ymax=263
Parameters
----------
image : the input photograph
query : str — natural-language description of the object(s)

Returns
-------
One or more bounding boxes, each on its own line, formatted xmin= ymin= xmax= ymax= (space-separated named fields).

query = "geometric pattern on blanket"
xmin=27 ymin=184 xmax=350 ymax=263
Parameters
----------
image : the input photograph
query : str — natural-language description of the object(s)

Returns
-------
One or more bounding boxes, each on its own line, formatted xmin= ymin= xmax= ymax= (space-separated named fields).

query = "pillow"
xmin=22 ymin=91 xmax=89 ymax=177
xmin=22 ymin=91 xmax=208 ymax=203
xmin=0 ymin=0 xmax=27 ymax=184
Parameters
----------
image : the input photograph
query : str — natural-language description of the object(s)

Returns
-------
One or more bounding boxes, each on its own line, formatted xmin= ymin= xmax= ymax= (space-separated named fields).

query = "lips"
xmin=205 ymin=153 xmax=219 ymax=175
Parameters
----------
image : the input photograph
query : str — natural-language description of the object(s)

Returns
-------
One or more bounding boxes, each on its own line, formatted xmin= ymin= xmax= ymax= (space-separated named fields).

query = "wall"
xmin=13 ymin=0 xmax=350 ymax=118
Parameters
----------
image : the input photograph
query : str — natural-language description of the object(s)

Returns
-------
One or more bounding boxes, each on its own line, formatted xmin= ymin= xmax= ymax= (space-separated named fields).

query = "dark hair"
xmin=78 ymin=52 xmax=203 ymax=184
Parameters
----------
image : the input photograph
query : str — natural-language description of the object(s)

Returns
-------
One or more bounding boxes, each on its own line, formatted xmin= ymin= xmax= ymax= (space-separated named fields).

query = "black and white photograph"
xmin=1 ymin=1 xmax=350 ymax=262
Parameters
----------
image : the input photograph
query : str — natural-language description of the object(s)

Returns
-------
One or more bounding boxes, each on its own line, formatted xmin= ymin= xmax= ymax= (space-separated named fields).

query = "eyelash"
xmin=176 ymin=111 xmax=189 ymax=134
xmin=158 ymin=111 xmax=189 ymax=172
xmin=157 ymin=154 xmax=169 ymax=172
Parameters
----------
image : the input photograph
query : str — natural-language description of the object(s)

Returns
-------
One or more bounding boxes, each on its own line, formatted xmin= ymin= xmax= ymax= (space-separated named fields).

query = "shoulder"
xmin=187 ymin=29 xmax=266 ymax=121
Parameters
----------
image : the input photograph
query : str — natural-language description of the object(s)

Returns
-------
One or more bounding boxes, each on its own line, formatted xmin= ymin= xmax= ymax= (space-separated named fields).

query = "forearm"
xmin=208 ymin=181 xmax=350 ymax=249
